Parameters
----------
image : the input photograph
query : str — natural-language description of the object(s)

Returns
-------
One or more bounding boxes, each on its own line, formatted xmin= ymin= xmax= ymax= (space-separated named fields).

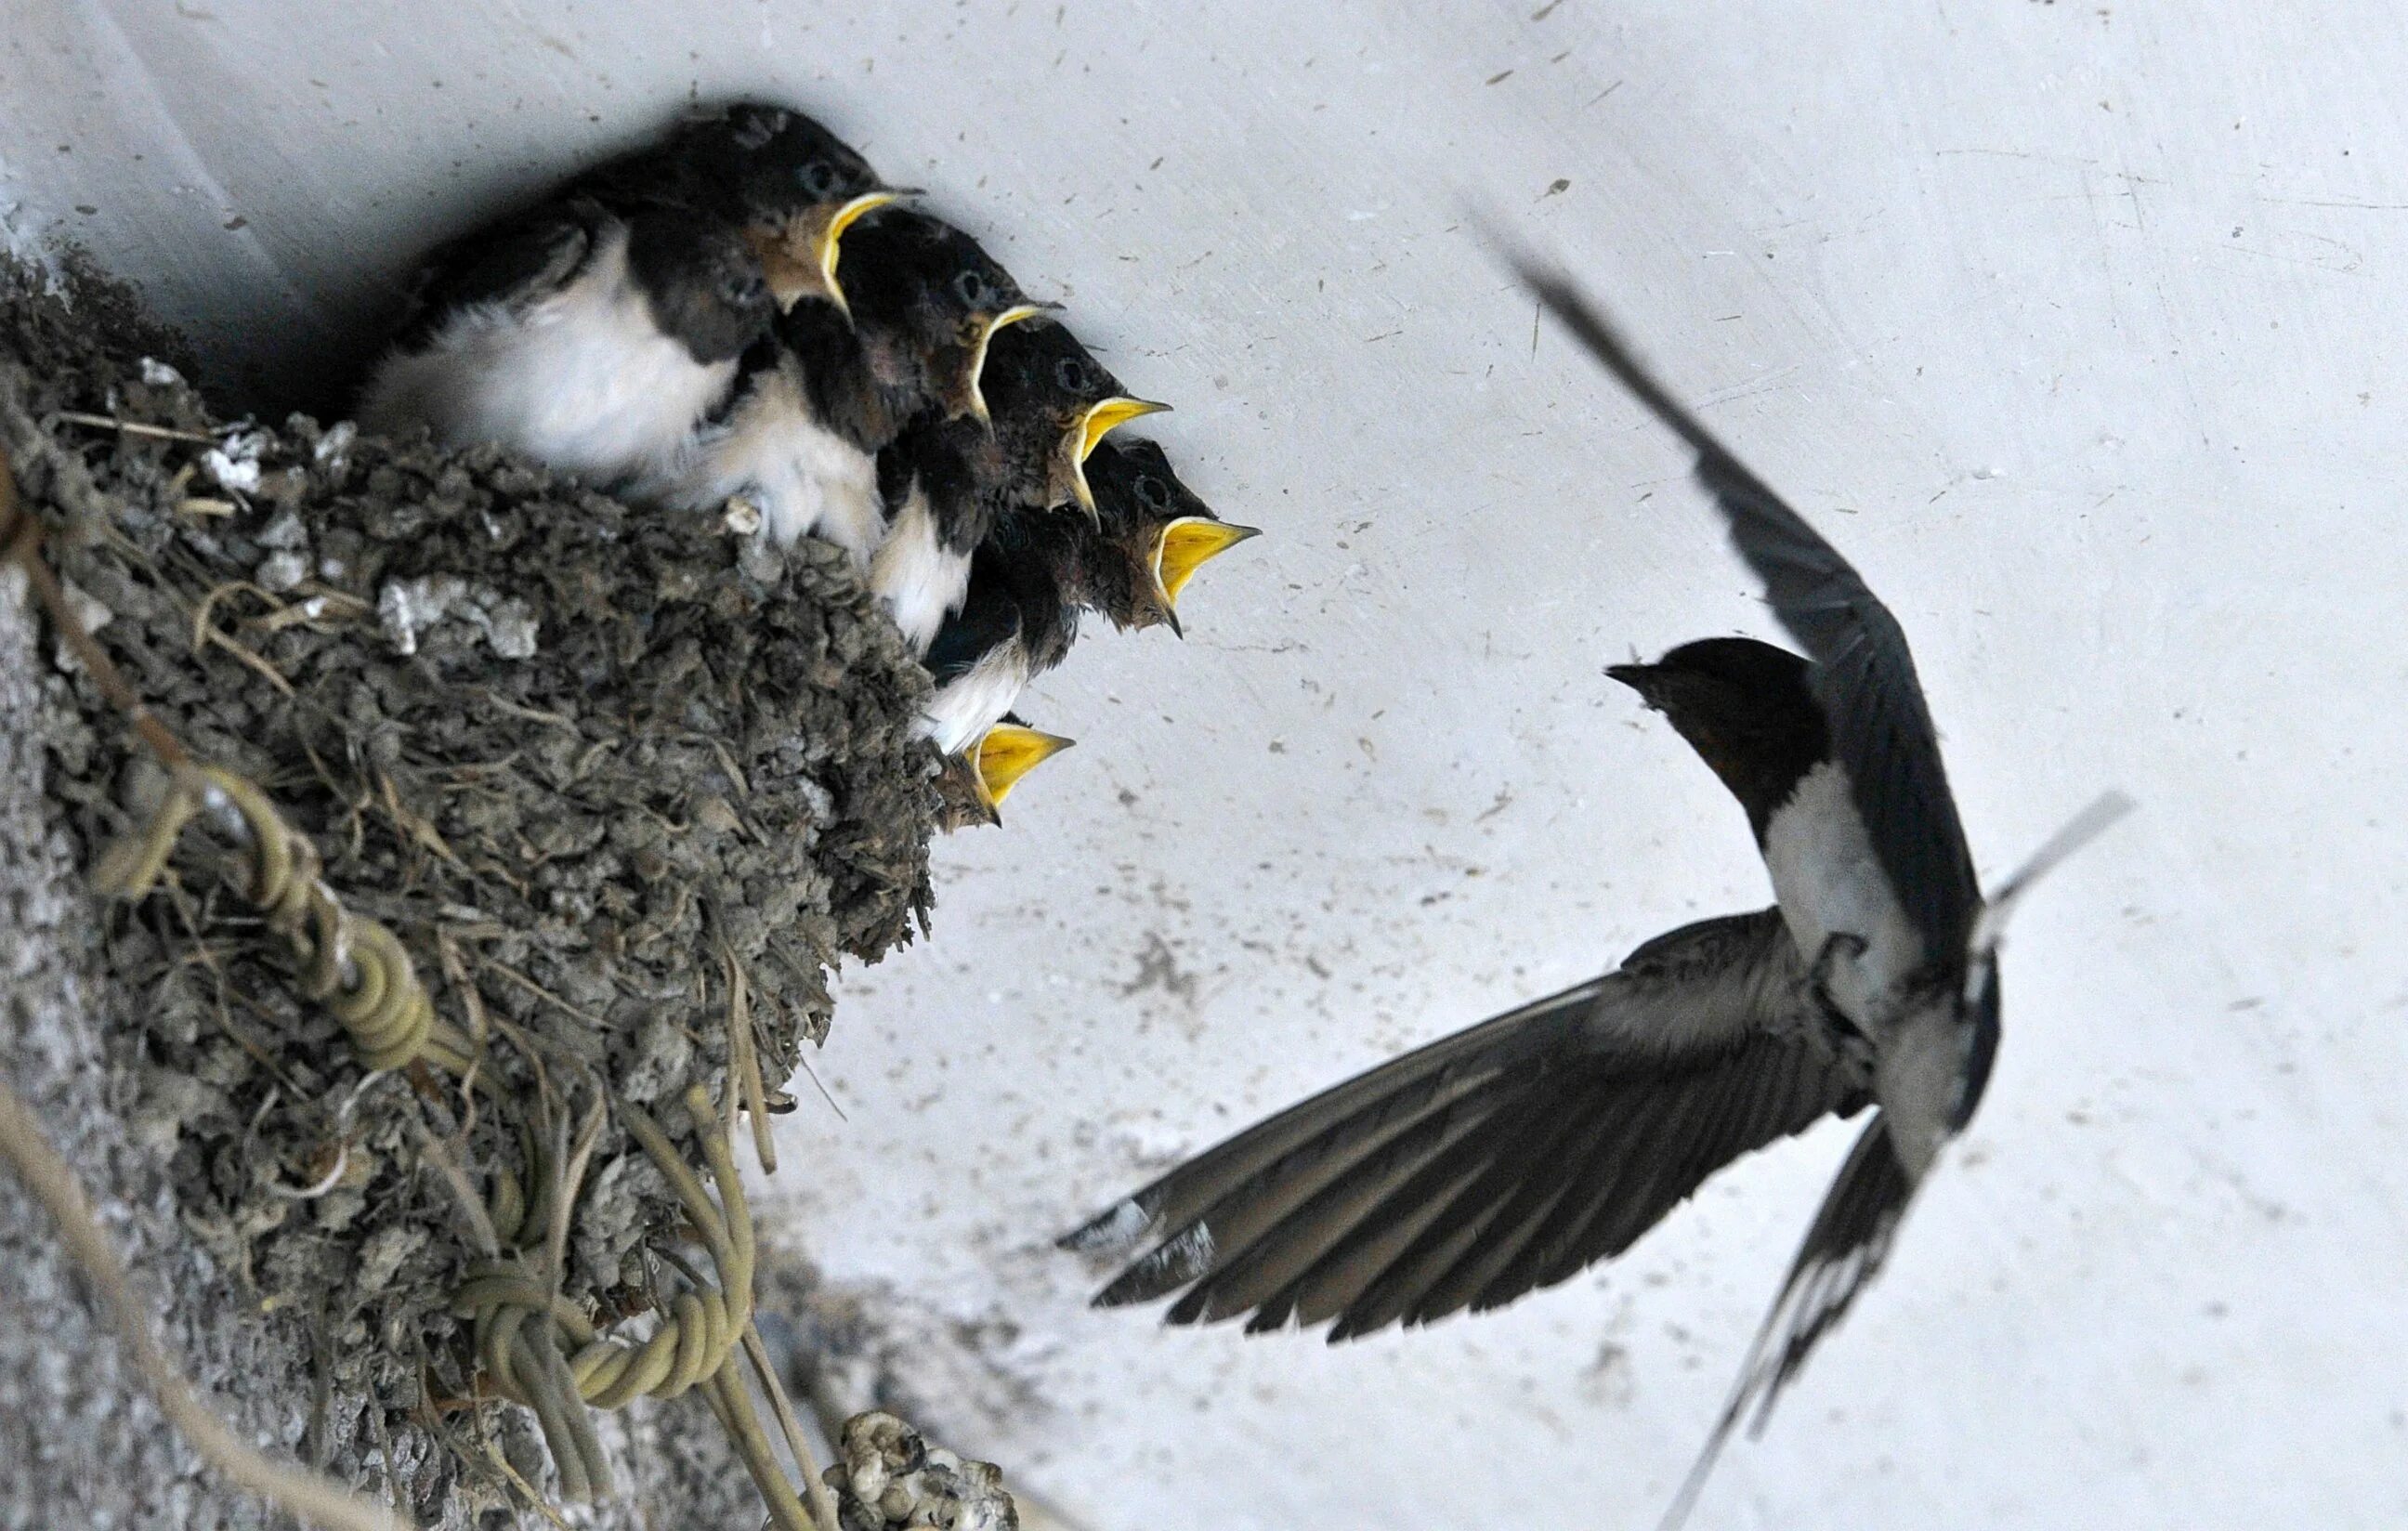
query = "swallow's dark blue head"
xmin=624 ymin=216 xmax=774 ymax=363
xmin=834 ymin=209 xmax=1046 ymax=423
xmin=1609 ymin=637 xmax=1828 ymax=839
xmin=637 ymin=103 xmax=903 ymax=316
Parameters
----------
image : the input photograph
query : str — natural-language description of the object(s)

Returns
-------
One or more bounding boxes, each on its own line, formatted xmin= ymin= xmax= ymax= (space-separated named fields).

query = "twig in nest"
xmin=48 ymin=408 xmax=221 ymax=444
xmin=251 ymin=583 xmax=372 ymax=633
xmin=2 ymin=454 xmax=190 ymax=768
xmin=476 ymin=955 xmax=613 ymax=1033
xmin=474 ymin=1438 xmax=576 ymax=1531
xmin=472 ymin=688 xmax=577 ymax=732
xmin=409 ymin=1117 xmax=503 ymax=1262
xmin=720 ymin=940 xmax=776 ymax=1174
xmin=0 ymin=1075 xmax=410 ymax=1531
xmin=376 ymin=769 xmax=470 ymax=882
xmin=190 ymin=580 xmax=298 ymax=695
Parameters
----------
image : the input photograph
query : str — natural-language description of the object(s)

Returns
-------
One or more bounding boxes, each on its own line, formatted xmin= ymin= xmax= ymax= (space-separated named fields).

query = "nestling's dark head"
xmin=1609 ymin=636 xmax=1827 ymax=836
xmin=674 ymin=103 xmax=884 ymax=218
xmin=979 ymin=320 xmax=1170 ymax=518
xmin=1081 ymin=438 xmax=1261 ymax=635
xmin=625 ymin=216 xmax=774 ymax=363
xmin=838 ymin=209 xmax=1048 ymax=424
xmin=932 ymin=718 xmax=1076 ymax=831
xmin=635 ymin=102 xmax=902 ymax=315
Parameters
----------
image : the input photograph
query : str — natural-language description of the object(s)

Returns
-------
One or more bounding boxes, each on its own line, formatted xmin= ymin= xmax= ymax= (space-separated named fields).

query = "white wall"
xmin=8 ymin=3 xmax=2406 ymax=1526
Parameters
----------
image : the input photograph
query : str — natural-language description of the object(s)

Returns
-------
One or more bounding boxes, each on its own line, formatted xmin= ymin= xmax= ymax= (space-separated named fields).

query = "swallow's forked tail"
xmin=1970 ymin=789 xmax=2135 ymax=964
xmin=1657 ymin=1114 xmax=1915 ymax=1531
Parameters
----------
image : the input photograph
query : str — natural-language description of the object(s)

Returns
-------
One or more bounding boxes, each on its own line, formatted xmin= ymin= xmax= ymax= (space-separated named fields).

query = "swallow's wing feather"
xmin=1658 ymin=1115 xmax=1915 ymax=1529
xmin=396 ymin=201 xmax=603 ymax=347
xmin=1063 ymin=909 xmax=1872 ymax=1340
xmin=921 ymin=551 xmax=1022 ymax=685
xmin=1516 ymin=260 xmax=1983 ymax=957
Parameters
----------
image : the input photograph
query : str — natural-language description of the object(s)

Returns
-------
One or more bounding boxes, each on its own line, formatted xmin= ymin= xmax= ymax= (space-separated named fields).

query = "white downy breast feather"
xmin=360 ymin=222 xmax=732 ymax=483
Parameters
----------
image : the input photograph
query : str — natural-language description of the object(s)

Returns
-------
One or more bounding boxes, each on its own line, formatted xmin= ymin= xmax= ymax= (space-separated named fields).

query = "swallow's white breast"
xmin=360 ymin=222 xmax=731 ymax=483
xmin=1760 ymin=761 xmax=1926 ymax=1025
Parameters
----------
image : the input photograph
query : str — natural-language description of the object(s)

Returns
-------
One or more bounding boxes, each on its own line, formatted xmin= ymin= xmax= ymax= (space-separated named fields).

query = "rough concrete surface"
xmin=5 ymin=3 xmax=2408 ymax=1530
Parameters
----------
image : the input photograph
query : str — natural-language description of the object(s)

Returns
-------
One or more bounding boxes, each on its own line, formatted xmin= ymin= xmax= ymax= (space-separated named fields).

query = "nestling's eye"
xmin=796 ymin=161 xmax=842 ymax=198
xmin=1054 ymin=357 xmax=1092 ymax=393
xmin=720 ymin=269 xmax=767 ymax=308
xmin=953 ymin=269 xmax=992 ymax=308
xmin=1134 ymin=475 xmax=1171 ymax=511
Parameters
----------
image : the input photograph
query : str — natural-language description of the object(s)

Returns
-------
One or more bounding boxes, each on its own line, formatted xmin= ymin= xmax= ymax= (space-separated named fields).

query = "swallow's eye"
xmin=1134 ymin=475 xmax=1171 ymax=511
xmin=720 ymin=269 xmax=766 ymax=308
xmin=796 ymin=161 xmax=842 ymax=199
xmin=953 ymin=269 xmax=992 ymax=308
xmin=1054 ymin=357 xmax=1092 ymax=393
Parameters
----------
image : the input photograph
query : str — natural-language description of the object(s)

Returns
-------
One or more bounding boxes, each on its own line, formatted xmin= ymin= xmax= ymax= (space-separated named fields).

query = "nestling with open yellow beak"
xmin=913 ymin=438 xmax=1254 ymax=752
xmin=932 ymin=716 xmax=1077 ymax=831
xmin=359 ymin=101 xmax=896 ymax=486
xmin=870 ymin=317 xmax=1166 ymax=652
xmin=1078 ymin=437 xmax=1261 ymax=637
xmin=629 ymin=206 xmax=1049 ymax=563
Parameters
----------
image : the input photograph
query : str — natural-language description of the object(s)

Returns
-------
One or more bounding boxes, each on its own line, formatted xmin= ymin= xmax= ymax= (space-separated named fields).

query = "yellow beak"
xmin=964 ymin=303 xmax=1051 ymax=426
xmin=975 ymin=723 xmax=1076 ymax=816
xmin=813 ymin=190 xmax=905 ymax=321
xmin=1067 ymin=397 xmax=1172 ymax=517
xmin=1154 ymin=517 xmax=1262 ymax=616
xmin=1080 ymin=396 xmax=1171 ymax=461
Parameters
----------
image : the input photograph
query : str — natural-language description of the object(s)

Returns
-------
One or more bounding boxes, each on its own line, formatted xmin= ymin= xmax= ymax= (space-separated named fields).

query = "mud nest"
xmin=822 ymin=1412 xmax=1018 ymax=1531
xmin=0 ymin=255 xmax=940 ymax=1523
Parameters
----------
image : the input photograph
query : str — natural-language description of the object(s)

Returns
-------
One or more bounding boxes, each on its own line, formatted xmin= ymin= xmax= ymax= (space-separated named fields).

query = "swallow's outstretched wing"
xmin=1515 ymin=259 xmax=1983 ymax=960
xmin=1063 ymin=909 xmax=1870 ymax=1340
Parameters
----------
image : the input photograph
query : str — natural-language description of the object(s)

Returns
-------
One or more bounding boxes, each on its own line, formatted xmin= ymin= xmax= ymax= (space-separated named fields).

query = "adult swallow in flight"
xmin=1063 ymin=255 xmax=2126 ymax=1527
xmin=869 ymin=319 xmax=1165 ymax=651
xmin=358 ymin=102 xmax=896 ymax=485
xmin=932 ymin=717 xmax=1077 ymax=831
xmin=631 ymin=207 xmax=1046 ymax=562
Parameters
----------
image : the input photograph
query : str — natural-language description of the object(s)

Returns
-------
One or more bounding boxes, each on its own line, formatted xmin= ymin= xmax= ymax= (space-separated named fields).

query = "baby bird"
xmin=1076 ymin=437 xmax=1262 ymax=637
xmin=932 ymin=717 xmax=1077 ymax=831
xmin=870 ymin=319 xmax=1166 ymax=651
xmin=359 ymin=103 xmax=895 ymax=484
xmin=915 ymin=438 xmax=1255 ymax=752
xmin=629 ymin=207 xmax=1045 ymax=562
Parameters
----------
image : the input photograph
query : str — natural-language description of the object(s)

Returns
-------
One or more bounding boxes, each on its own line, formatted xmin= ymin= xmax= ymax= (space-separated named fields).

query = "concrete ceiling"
xmin=7 ymin=2 xmax=2405 ymax=1526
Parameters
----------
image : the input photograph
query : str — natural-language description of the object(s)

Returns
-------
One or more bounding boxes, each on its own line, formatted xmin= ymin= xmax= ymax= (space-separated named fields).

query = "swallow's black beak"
xmin=1605 ymin=661 xmax=1656 ymax=700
